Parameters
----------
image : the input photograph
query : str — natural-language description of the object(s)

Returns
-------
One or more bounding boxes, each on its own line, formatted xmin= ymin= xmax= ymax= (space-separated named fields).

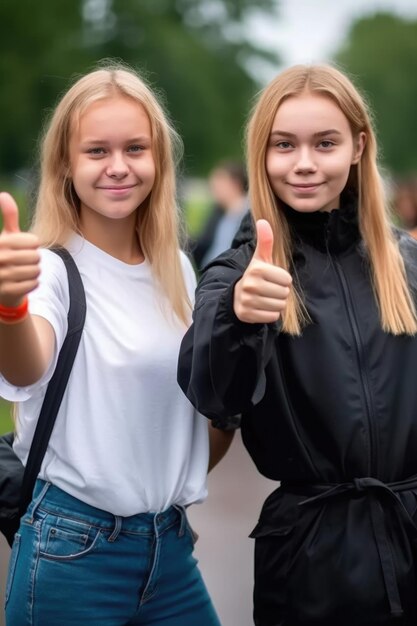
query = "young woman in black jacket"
xmin=178 ymin=64 xmax=417 ymax=625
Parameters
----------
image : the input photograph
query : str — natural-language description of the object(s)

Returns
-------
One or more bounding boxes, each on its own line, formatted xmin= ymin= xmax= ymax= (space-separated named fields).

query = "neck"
xmin=282 ymin=190 xmax=360 ymax=254
xmin=79 ymin=213 xmax=144 ymax=264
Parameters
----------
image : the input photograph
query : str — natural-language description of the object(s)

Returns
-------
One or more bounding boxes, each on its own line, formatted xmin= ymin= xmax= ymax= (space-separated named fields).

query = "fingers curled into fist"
xmin=233 ymin=219 xmax=292 ymax=324
xmin=0 ymin=192 xmax=41 ymax=308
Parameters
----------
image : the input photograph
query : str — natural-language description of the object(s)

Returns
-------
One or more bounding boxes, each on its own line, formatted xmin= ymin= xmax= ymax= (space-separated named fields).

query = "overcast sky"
xmin=248 ymin=0 xmax=417 ymax=81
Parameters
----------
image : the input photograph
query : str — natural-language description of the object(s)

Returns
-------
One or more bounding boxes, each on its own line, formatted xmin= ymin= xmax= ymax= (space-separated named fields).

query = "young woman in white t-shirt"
xmin=0 ymin=62 xmax=223 ymax=626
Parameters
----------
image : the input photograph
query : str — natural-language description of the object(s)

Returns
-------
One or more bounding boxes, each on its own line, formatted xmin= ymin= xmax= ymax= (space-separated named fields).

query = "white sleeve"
xmin=0 ymin=249 xmax=70 ymax=402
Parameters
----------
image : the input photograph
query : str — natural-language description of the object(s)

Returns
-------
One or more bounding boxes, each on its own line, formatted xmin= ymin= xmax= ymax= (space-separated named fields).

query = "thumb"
xmin=0 ymin=192 xmax=21 ymax=234
xmin=254 ymin=219 xmax=274 ymax=264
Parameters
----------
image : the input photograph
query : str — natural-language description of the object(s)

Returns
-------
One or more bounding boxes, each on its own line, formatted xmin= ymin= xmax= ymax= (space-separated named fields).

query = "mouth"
xmin=288 ymin=182 xmax=323 ymax=193
xmin=96 ymin=184 xmax=138 ymax=197
xmin=98 ymin=184 xmax=136 ymax=191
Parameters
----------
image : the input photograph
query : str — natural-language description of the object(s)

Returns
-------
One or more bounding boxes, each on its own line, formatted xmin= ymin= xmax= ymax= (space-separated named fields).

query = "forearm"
xmin=208 ymin=424 xmax=235 ymax=472
xmin=178 ymin=270 xmax=278 ymax=418
xmin=0 ymin=315 xmax=54 ymax=386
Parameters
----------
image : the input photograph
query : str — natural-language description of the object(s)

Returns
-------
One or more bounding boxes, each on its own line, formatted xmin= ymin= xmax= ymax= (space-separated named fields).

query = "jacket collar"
xmin=231 ymin=190 xmax=360 ymax=255
xmin=282 ymin=190 xmax=360 ymax=254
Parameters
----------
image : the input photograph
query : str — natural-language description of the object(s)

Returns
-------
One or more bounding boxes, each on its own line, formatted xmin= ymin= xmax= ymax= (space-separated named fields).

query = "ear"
xmin=352 ymin=131 xmax=366 ymax=164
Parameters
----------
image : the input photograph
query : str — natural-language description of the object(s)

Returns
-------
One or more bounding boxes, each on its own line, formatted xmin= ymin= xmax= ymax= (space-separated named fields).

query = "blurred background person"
xmin=192 ymin=161 xmax=249 ymax=270
xmin=392 ymin=177 xmax=417 ymax=239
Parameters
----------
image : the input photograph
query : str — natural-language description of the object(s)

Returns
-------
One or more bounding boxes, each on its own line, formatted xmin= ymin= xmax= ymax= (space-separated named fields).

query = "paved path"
xmin=188 ymin=432 xmax=276 ymax=626
xmin=0 ymin=432 xmax=276 ymax=626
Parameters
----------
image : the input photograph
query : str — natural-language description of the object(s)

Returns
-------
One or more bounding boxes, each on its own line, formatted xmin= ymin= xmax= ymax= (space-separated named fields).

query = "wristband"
xmin=0 ymin=297 xmax=29 ymax=324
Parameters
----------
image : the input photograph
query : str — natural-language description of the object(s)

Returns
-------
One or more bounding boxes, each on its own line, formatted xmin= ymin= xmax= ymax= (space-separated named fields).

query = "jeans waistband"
xmin=28 ymin=479 xmax=188 ymax=537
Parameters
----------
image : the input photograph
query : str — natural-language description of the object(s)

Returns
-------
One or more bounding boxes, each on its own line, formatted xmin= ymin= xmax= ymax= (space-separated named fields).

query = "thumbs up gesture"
xmin=233 ymin=219 xmax=292 ymax=323
xmin=0 ymin=192 xmax=41 ymax=307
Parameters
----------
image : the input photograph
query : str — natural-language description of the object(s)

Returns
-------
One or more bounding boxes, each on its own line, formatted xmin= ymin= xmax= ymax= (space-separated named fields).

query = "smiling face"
xmin=265 ymin=92 xmax=365 ymax=213
xmin=69 ymin=95 xmax=156 ymax=231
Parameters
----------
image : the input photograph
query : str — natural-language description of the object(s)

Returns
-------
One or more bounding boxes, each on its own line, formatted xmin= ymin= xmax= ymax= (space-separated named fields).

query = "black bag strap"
xmin=19 ymin=247 xmax=86 ymax=515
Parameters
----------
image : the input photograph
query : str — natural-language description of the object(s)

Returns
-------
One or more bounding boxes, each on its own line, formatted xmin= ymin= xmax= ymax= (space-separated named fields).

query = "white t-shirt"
xmin=0 ymin=234 xmax=209 ymax=516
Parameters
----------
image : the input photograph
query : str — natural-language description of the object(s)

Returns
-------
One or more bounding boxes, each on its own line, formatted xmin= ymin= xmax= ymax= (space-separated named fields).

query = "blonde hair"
xmin=246 ymin=64 xmax=417 ymax=336
xmin=31 ymin=60 xmax=191 ymax=325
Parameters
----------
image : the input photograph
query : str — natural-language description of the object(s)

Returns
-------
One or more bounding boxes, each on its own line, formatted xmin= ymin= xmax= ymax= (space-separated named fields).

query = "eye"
xmin=318 ymin=140 xmax=335 ymax=149
xmin=276 ymin=141 xmax=293 ymax=150
xmin=127 ymin=144 xmax=144 ymax=153
xmin=87 ymin=147 xmax=106 ymax=156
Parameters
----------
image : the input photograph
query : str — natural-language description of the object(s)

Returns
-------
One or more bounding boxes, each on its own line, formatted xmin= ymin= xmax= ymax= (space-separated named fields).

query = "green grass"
xmin=184 ymin=197 xmax=211 ymax=237
xmin=0 ymin=399 xmax=13 ymax=435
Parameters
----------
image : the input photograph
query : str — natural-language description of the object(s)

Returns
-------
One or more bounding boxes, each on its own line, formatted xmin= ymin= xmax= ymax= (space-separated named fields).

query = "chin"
xmin=290 ymin=202 xmax=325 ymax=214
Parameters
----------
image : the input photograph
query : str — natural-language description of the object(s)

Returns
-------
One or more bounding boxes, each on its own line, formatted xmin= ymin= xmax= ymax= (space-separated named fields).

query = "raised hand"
xmin=0 ymin=192 xmax=41 ymax=307
xmin=233 ymin=219 xmax=292 ymax=323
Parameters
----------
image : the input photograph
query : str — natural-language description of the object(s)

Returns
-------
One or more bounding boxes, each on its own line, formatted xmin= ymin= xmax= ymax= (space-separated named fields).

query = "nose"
xmin=294 ymin=147 xmax=317 ymax=174
xmin=106 ymin=152 xmax=129 ymax=179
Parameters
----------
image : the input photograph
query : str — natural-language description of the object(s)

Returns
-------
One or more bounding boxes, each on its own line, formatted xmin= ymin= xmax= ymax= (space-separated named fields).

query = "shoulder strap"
xmin=19 ymin=247 xmax=86 ymax=515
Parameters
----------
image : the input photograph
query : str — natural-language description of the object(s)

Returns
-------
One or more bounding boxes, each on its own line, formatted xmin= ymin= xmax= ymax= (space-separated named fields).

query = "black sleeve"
xmin=177 ymin=252 xmax=279 ymax=420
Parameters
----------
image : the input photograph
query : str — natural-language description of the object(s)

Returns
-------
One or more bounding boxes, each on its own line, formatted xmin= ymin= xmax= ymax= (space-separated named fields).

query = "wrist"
xmin=0 ymin=297 xmax=29 ymax=324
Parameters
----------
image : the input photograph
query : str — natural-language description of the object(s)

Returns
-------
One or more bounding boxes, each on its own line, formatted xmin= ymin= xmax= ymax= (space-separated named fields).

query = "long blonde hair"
xmin=246 ymin=64 xmax=417 ymax=336
xmin=31 ymin=61 xmax=191 ymax=325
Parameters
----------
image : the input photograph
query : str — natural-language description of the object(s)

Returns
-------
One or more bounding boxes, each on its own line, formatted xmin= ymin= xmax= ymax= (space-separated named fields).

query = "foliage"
xmin=0 ymin=0 xmax=280 ymax=177
xmin=334 ymin=13 xmax=417 ymax=176
xmin=0 ymin=1 xmax=88 ymax=177
xmin=0 ymin=400 xmax=12 ymax=435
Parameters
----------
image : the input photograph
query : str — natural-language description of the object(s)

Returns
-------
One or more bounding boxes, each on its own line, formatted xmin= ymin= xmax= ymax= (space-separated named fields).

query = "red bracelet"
xmin=0 ymin=297 xmax=29 ymax=324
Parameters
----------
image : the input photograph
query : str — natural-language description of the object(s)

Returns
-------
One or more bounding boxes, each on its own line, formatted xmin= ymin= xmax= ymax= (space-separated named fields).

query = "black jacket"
xmin=178 ymin=200 xmax=417 ymax=625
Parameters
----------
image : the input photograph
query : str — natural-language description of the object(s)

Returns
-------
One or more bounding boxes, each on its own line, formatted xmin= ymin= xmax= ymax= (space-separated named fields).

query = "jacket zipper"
xmin=328 ymin=254 xmax=378 ymax=476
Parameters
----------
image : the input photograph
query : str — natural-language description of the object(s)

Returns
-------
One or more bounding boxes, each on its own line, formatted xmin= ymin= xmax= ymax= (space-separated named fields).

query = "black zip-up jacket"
xmin=178 ymin=200 xmax=417 ymax=625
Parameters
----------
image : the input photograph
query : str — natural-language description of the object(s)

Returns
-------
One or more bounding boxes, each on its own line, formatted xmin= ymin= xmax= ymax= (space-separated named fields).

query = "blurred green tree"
xmin=334 ymin=13 xmax=417 ymax=176
xmin=0 ymin=0 xmax=280 ymax=178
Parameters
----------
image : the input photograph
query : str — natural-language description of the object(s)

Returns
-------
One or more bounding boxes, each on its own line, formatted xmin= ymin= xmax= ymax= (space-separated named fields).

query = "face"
xmin=395 ymin=187 xmax=417 ymax=228
xmin=69 ymin=96 xmax=156 ymax=228
xmin=209 ymin=169 xmax=243 ymax=210
xmin=265 ymin=93 xmax=365 ymax=213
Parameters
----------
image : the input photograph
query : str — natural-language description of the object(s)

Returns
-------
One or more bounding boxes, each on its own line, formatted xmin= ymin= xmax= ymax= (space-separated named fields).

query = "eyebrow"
xmin=270 ymin=129 xmax=342 ymax=139
xmin=81 ymin=136 xmax=151 ymax=145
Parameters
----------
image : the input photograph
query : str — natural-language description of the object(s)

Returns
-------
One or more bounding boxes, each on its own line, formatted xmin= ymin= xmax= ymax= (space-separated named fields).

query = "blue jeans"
xmin=5 ymin=480 xmax=221 ymax=626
